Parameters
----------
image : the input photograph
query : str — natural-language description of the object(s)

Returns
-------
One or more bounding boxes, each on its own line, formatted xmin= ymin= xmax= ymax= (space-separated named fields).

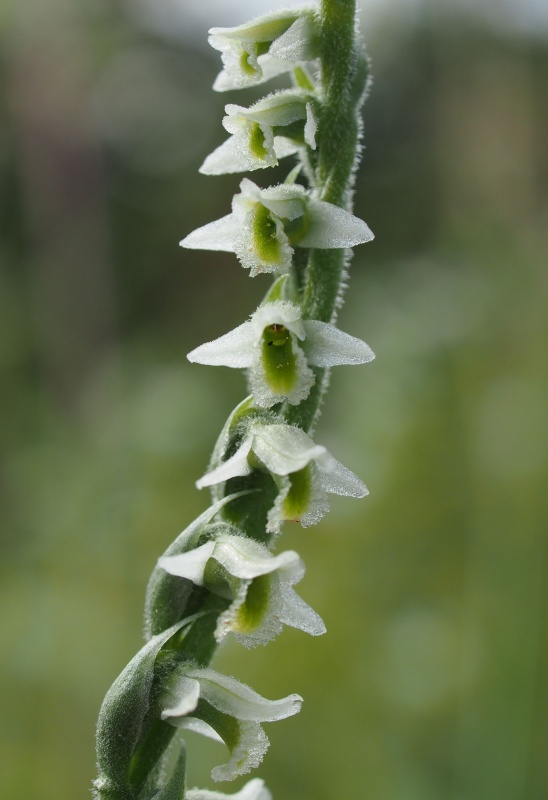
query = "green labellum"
xmin=261 ymin=324 xmax=298 ymax=394
xmin=236 ymin=574 xmax=271 ymax=633
xmin=249 ymin=123 xmax=269 ymax=160
xmin=282 ymin=465 xmax=312 ymax=520
xmin=251 ymin=203 xmax=282 ymax=264
xmin=240 ymin=49 xmax=258 ymax=77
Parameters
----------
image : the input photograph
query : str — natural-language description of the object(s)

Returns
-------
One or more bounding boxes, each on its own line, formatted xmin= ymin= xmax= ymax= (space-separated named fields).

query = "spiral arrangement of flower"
xmin=93 ymin=3 xmax=374 ymax=799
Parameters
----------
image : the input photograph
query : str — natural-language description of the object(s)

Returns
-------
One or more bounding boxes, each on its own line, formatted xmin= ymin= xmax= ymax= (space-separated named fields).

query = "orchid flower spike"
xmin=161 ymin=666 xmax=302 ymax=782
xmin=159 ymin=532 xmax=325 ymax=647
xmin=187 ymin=779 xmax=272 ymax=800
xmin=209 ymin=8 xmax=320 ymax=92
xmin=187 ymin=298 xmax=375 ymax=408
xmin=181 ymin=178 xmax=374 ymax=276
xmin=200 ymin=91 xmax=317 ymax=175
xmin=197 ymin=422 xmax=368 ymax=534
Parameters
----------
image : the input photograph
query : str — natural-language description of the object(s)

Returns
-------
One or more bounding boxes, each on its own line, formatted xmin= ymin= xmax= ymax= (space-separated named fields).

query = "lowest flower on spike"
xmin=161 ymin=667 xmax=302 ymax=782
xmin=187 ymin=779 xmax=271 ymax=800
xmin=181 ymin=178 xmax=373 ymax=276
xmin=187 ymin=298 xmax=375 ymax=408
xmin=197 ymin=421 xmax=368 ymax=533
xmin=209 ymin=7 xmax=320 ymax=92
xmin=159 ymin=532 xmax=325 ymax=647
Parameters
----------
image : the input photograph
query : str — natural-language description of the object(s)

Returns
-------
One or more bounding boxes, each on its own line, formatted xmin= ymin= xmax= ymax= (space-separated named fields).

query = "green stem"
xmin=297 ymin=0 xmax=367 ymax=430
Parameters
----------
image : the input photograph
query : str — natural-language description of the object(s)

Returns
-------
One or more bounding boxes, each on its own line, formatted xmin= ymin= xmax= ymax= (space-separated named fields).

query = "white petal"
xmin=213 ymin=536 xmax=302 ymax=581
xmin=316 ymin=453 xmax=368 ymax=497
xmin=268 ymin=13 xmax=319 ymax=63
xmin=196 ymin=437 xmax=254 ymax=490
xmin=300 ymin=199 xmax=374 ymax=248
xmin=186 ymin=667 xmax=302 ymax=722
xmin=161 ymin=675 xmax=201 ymax=719
xmin=176 ymin=716 xmax=223 ymax=743
xmin=251 ymin=300 xmax=305 ymax=340
xmin=159 ymin=541 xmax=216 ymax=586
xmin=243 ymin=91 xmax=308 ymax=128
xmin=251 ymin=423 xmax=326 ymax=476
xmin=302 ymin=320 xmax=375 ymax=366
xmin=181 ymin=214 xmax=238 ymax=252
xmin=257 ymin=182 xmax=308 ymax=221
xmin=188 ymin=322 xmax=256 ymax=368
xmin=187 ymin=778 xmax=272 ymax=800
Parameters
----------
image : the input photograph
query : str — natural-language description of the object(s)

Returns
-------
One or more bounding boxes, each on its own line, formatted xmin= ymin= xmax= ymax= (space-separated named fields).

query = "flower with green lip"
xmin=187 ymin=298 xmax=374 ymax=408
xmin=209 ymin=8 xmax=320 ymax=92
xmin=181 ymin=178 xmax=374 ymax=275
xmin=200 ymin=91 xmax=317 ymax=175
xmin=159 ymin=532 xmax=325 ymax=647
xmin=187 ymin=779 xmax=271 ymax=800
xmin=197 ymin=422 xmax=368 ymax=534
xmin=161 ymin=666 xmax=302 ymax=782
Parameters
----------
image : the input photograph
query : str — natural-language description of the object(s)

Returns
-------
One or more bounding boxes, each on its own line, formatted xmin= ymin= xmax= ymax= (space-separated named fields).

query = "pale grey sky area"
xmin=131 ymin=0 xmax=548 ymax=40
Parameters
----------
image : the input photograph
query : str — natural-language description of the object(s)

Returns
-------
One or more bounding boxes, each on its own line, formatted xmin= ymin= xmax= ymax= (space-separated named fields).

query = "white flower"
xmin=200 ymin=91 xmax=317 ymax=175
xmin=161 ymin=666 xmax=302 ymax=782
xmin=159 ymin=532 xmax=325 ymax=647
xmin=209 ymin=8 xmax=319 ymax=92
xmin=181 ymin=178 xmax=374 ymax=276
xmin=187 ymin=779 xmax=271 ymax=800
xmin=187 ymin=298 xmax=375 ymax=408
xmin=196 ymin=422 xmax=368 ymax=533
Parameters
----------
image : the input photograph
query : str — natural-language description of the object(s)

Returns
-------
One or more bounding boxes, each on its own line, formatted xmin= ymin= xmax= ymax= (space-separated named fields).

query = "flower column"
xmin=93 ymin=3 xmax=373 ymax=799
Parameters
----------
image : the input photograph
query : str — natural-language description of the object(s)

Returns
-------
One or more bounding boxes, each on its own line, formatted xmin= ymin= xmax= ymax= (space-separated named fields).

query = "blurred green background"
xmin=1 ymin=0 xmax=547 ymax=798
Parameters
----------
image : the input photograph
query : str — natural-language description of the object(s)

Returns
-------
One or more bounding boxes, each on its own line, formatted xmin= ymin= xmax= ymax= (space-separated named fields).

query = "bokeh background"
xmin=1 ymin=0 xmax=547 ymax=798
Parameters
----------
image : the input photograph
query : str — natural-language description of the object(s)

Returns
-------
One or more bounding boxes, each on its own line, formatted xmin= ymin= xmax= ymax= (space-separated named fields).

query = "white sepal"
xmin=188 ymin=322 xmax=256 ymax=368
xmin=300 ymin=197 xmax=374 ymax=248
xmin=251 ymin=424 xmax=326 ymax=475
xmin=180 ymin=214 xmax=238 ymax=253
xmin=196 ymin=437 xmax=253 ymax=490
xmin=302 ymin=320 xmax=375 ymax=367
